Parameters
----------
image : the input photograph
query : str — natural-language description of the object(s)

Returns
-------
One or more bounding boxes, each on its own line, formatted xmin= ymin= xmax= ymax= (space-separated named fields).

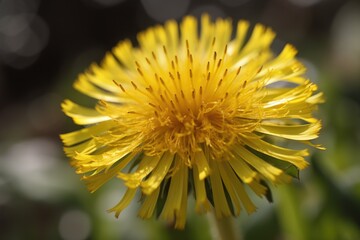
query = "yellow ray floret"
xmin=61 ymin=14 xmax=324 ymax=229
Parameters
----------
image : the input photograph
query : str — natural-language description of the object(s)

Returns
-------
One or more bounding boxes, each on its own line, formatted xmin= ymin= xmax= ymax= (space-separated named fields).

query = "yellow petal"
xmin=209 ymin=159 xmax=232 ymax=218
xmin=108 ymin=188 xmax=137 ymax=218
xmin=248 ymin=179 xmax=267 ymax=197
xmin=73 ymin=141 xmax=140 ymax=173
xmin=193 ymin=150 xmax=211 ymax=180
xmin=118 ymin=154 xmax=161 ymax=188
xmin=112 ymin=39 xmax=136 ymax=70
xmin=74 ymin=74 xmax=125 ymax=103
xmin=256 ymin=121 xmax=321 ymax=141
xmin=241 ymin=134 xmax=309 ymax=169
xmin=64 ymin=139 xmax=97 ymax=157
xmin=160 ymin=162 xmax=188 ymax=229
xmin=234 ymin=146 xmax=291 ymax=183
xmin=180 ymin=16 xmax=198 ymax=50
xmin=220 ymin=161 xmax=257 ymax=214
xmin=228 ymin=154 xmax=256 ymax=183
xmin=192 ymin=164 xmax=211 ymax=214
xmin=138 ymin=187 xmax=160 ymax=219
xmin=141 ymin=152 xmax=174 ymax=195
xmin=62 ymin=100 xmax=110 ymax=125
xmin=217 ymin=161 xmax=242 ymax=215
xmin=60 ymin=120 xmax=117 ymax=146
xmin=82 ymin=152 xmax=136 ymax=193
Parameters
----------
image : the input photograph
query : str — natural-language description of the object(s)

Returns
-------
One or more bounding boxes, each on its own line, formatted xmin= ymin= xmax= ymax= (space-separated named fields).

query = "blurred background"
xmin=0 ymin=0 xmax=359 ymax=239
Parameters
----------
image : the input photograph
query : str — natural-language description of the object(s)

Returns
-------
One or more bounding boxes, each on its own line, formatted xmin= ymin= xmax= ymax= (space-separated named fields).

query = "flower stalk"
xmin=209 ymin=214 xmax=240 ymax=240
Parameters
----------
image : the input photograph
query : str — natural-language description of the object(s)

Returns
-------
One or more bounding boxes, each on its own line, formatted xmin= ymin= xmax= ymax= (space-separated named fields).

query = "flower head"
xmin=61 ymin=15 xmax=324 ymax=229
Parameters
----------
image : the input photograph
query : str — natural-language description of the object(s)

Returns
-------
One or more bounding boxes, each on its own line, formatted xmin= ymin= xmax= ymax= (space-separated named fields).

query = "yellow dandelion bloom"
xmin=61 ymin=15 xmax=324 ymax=229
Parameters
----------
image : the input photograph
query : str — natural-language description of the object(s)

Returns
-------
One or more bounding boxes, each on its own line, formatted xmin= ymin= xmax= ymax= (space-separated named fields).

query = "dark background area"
xmin=0 ymin=0 xmax=347 ymax=107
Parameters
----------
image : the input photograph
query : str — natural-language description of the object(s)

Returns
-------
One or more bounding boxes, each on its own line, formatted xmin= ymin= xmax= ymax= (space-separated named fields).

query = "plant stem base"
xmin=208 ymin=213 xmax=240 ymax=240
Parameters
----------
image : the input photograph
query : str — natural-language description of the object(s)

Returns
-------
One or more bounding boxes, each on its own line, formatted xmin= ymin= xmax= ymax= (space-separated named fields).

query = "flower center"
xmin=115 ymin=40 xmax=264 ymax=160
xmin=142 ymin=91 xmax=252 ymax=161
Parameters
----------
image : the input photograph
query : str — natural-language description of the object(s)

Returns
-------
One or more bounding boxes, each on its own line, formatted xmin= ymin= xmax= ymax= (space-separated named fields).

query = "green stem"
xmin=209 ymin=213 xmax=240 ymax=240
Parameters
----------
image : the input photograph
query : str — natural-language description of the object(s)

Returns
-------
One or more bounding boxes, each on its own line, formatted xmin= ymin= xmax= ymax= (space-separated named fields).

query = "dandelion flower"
xmin=61 ymin=15 xmax=324 ymax=229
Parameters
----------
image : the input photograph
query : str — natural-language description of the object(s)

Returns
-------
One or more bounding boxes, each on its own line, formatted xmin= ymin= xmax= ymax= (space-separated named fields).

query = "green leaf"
xmin=284 ymin=164 xmax=300 ymax=179
xmin=223 ymin=182 xmax=237 ymax=216
xmin=156 ymin=178 xmax=171 ymax=218
xmin=127 ymin=152 xmax=144 ymax=173
xmin=205 ymin=179 xmax=215 ymax=207
xmin=260 ymin=180 xmax=273 ymax=203
xmin=247 ymin=146 xmax=300 ymax=179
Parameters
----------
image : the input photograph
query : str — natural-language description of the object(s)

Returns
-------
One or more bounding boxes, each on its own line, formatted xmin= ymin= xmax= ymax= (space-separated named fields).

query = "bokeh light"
xmin=141 ymin=0 xmax=190 ymax=21
xmin=0 ymin=0 xmax=48 ymax=69
xmin=0 ymin=138 xmax=77 ymax=201
xmin=84 ymin=0 xmax=128 ymax=7
xmin=190 ymin=4 xmax=226 ymax=19
xmin=218 ymin=0 xmax=250 ymax=7
xmin=287 ymin=0 xmax=322 ymax=8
